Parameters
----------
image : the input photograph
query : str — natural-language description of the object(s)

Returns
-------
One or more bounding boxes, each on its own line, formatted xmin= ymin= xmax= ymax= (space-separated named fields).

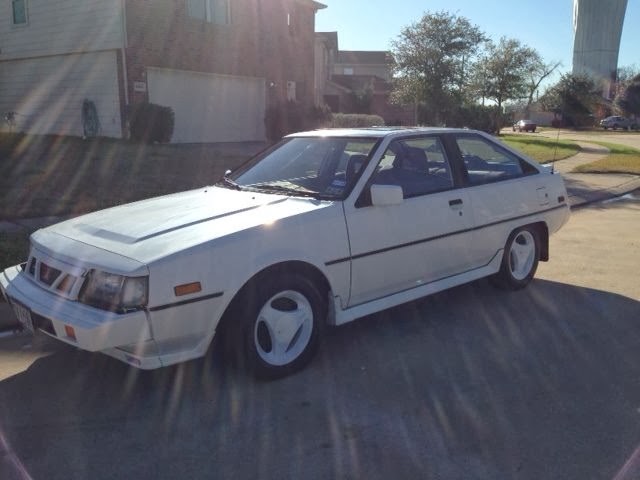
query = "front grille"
xmin=32 ymin=312 xmax=57 ymax=336
xmin=25 ymin=250 xmax=86 ymax=300
xmin=39 ymin=262 xmax=62 ymax=286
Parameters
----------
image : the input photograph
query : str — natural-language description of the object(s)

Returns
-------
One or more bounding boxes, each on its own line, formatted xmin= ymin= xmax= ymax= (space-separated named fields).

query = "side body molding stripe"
xmin=149 ymin=291 xmax=224 ymax=312
xmin=325 ymin=203 xmax=568 ymax=266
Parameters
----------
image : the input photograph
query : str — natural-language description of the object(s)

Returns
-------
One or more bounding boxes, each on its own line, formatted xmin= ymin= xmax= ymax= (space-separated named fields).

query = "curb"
xmin=566 ymin=175 xmax=640 ymax=209
xmin=571 ymin=188 xmax=639 ymax=210
xmin=0 ymin=301 xmax=20 ymax=334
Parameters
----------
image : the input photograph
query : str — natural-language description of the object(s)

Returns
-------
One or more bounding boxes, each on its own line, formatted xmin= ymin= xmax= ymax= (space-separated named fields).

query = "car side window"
xmin=371 ymin=137 xmax=454 ymax=198
xmin=455 ymin=135 xmax=536 ymax=185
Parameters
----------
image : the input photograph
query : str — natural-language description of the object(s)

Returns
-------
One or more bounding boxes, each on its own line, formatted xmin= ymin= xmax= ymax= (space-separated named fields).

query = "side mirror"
xmin=370 ymin=184 xmax=403 ymax=206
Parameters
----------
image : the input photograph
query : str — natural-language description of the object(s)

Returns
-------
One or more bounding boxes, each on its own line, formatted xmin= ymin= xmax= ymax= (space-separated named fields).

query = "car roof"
xmin=286 ymin=126 xmax=473 ymax=139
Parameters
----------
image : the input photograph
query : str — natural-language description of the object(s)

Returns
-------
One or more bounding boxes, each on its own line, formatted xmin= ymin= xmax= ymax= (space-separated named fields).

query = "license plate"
xmin=10 ymin=300 xmax=34 ymax=334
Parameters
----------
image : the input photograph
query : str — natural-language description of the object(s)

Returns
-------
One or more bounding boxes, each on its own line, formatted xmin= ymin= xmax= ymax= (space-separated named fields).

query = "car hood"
xmin=36 ymin=187 xmax=334 ymax=265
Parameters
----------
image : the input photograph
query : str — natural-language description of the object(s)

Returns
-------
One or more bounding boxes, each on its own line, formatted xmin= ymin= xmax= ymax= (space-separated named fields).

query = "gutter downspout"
xmin=120 ymin=0 xmax=130 ymax=137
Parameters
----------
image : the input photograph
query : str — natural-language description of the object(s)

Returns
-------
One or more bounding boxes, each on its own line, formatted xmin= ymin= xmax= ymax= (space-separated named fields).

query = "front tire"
xmin=240 ymin=273 xmax=325 ymax=379
xmin=491 ymin=227 xmax=539 ymax=290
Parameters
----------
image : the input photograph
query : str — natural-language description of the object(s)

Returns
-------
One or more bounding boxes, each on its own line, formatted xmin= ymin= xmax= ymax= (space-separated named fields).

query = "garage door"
xmin=147 ymin=68 xmax=265 ymax=143
xmin=0 ymin=51 xmax=122 ymax=138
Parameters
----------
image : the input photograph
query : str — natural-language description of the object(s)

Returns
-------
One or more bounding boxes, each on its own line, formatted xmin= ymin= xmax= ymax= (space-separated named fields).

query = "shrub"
xmin=265 ymin=102 xmax=333 ymax=141
xmin=460 ymin=105 xmax=504 ymax=133
xmin=330 ymin=113 xmax=385 ymax=128
xmin=129 ymin=103 xmax=175 ymax=143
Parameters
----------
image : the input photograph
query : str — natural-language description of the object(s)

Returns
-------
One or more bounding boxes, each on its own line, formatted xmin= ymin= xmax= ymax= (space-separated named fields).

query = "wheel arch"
xmin=216 ymin=260 xmax=332 ymax=335
xmin=518 ymin=221 xmax=549 ymax=261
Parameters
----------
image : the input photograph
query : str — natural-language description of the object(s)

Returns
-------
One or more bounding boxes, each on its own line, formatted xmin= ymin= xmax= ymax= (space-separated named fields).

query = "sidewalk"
xmin=551 ymin=140 xmax=640 ymax=207
xmin=1 ymin=142 xmax=639 ymax=332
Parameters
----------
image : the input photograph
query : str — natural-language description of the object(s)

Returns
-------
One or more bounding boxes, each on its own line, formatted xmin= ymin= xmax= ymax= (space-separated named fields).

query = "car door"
xmin=343 ymin=135 xmax=475 ymax=307
xmin=450 ymin=133 xmax=544 ymax=265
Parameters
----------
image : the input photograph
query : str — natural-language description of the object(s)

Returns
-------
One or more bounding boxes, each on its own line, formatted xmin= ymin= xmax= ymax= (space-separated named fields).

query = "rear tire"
xmin=238 ymin=273 xmax=325 ymax=379
xmin=491 ymin=227 xmax=539 ymax=290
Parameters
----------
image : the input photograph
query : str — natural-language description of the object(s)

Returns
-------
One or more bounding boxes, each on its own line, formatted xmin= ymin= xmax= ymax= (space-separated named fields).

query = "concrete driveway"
xmin=1 ymin=195 xmax=639 ymax=479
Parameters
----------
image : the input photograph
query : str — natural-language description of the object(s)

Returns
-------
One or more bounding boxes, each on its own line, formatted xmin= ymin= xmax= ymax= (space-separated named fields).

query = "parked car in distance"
xmin=0 ymin=127 xmax=570 ymax=379
xmin=599 ymin=115 xmax=638 ymax=130
xmin=512 ymin=119 xmax=537 ymax=132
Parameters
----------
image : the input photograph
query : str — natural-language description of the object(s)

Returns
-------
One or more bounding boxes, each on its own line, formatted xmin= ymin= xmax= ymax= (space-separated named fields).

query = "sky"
xmin=315 ymin=0 xmax=639 ymax=85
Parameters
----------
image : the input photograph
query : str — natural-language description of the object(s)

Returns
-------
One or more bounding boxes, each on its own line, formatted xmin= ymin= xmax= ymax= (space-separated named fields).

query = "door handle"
xmin=448 ymin=199 xmax=463 ymax=206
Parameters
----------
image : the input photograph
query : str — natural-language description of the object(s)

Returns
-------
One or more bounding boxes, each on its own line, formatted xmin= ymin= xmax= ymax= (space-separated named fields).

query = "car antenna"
xmin=551 ymin=111 xmax=563 ymax=175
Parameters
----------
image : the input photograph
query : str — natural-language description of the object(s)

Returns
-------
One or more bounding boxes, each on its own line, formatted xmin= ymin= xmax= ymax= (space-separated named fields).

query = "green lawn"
xmin=500 ymin=134 xmax=581 ymax=163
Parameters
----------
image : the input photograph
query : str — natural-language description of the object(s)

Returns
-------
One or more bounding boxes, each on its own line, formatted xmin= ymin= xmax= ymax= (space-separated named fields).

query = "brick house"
xmin=314 ymin=32 xmax=415 ymax=125
xmin=0 ymin=0 xmax=325 ymax=143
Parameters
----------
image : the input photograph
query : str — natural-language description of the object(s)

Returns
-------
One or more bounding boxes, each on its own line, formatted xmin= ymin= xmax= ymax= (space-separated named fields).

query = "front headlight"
xmin=79 ymin=270 xmax=148 ymax=313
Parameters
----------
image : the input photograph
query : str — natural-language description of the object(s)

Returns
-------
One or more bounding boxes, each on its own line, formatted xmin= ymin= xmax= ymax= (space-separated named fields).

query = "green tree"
xmin=540 ymin=73 xmax=601 ymax=127
xmin=473 ymin=37 xmax=541 ymax=131
xmin=390 ymin=11 xmax=487 ymax=125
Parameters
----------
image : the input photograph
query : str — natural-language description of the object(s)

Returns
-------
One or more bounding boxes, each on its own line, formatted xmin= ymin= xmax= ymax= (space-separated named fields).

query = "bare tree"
xmin=525 ymin=59 xmax=562 ymax=117
xmin=614 ymin=73 xmax=640 ymax=120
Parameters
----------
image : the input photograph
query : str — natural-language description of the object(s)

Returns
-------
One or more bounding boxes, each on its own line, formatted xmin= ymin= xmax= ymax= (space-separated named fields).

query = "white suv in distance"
xmin=1 ymin=127 xmax=570 ymax=379
xmin=600 ymin=115 xmax=638 ymax=130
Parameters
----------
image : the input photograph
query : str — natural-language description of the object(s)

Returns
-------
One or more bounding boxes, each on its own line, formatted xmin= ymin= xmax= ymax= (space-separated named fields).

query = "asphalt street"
xmin=0 ymin=194 xmax=639 ymax=480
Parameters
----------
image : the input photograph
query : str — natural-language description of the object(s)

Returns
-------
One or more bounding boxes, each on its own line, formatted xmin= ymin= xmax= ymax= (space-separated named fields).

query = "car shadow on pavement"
xmin=1 ymin=279 xmax=639 ymax=480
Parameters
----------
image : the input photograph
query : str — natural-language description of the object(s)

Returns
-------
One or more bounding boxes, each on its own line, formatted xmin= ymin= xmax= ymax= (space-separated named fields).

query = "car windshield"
xmin=222 ymin=137 xmax=378 ymax=200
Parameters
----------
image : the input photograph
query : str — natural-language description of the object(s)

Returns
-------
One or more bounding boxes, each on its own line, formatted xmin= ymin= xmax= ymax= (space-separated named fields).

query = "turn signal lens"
xmin=174 ymin=282 xmax=202 ymax=297
xmin=64 ymin=325 xmax=77 ymax=341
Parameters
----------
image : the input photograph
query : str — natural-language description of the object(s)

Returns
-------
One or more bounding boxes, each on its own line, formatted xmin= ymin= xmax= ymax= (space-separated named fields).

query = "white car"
xmin=1 ymin=128 xmax=570 ymax=378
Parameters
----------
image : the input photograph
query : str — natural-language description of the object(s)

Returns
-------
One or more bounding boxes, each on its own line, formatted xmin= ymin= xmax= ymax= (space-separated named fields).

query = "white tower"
xmin=572 ymin=0 xmax=627 ymax=98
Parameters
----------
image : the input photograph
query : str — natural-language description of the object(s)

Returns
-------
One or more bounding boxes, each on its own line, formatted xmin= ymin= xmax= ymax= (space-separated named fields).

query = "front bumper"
xmin=1 ymin=265 xmax=152 ymax=352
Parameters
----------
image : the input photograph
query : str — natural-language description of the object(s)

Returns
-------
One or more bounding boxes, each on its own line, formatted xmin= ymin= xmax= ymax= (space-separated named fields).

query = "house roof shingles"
xmin=336 ymin=51 xmax=392 ymax=65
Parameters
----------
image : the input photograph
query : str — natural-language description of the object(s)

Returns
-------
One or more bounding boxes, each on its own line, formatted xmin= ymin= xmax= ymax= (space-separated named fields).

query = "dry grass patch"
xmin=0 ymin=231 xmax=30 ymax=270
xmin=572 ymin=141 xmax=640 ymax=174
xmin=574 ymin=154 xmax=640 ymax=174
xmin=0 ymin=134 xmax=252 ymax=219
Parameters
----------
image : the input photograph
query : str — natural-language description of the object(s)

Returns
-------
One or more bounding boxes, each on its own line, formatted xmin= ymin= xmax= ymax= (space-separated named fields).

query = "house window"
xmin=12 ymin=0 xmax=28 ymax=25
xmin=187 ymin=0 xmax=230 ymax=24
xmin=187 ymin=0 xmax=207 ymax=20
xmin=210 ymin=0 xmax=230 ymax=24
xmin=286 ymin=81 xmax=297 ymax=101
xmin=343 ymin=67 xmax=354 ymax=75
xmin=286 ymin=12 xmax=296 ymax=36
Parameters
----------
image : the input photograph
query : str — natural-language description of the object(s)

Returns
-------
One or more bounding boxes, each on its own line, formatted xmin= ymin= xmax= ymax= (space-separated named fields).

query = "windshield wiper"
xmin=246 ymin=182 xmax=330 ymax=200
xmin=217 ymin=175 xmax=242 ymax=191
